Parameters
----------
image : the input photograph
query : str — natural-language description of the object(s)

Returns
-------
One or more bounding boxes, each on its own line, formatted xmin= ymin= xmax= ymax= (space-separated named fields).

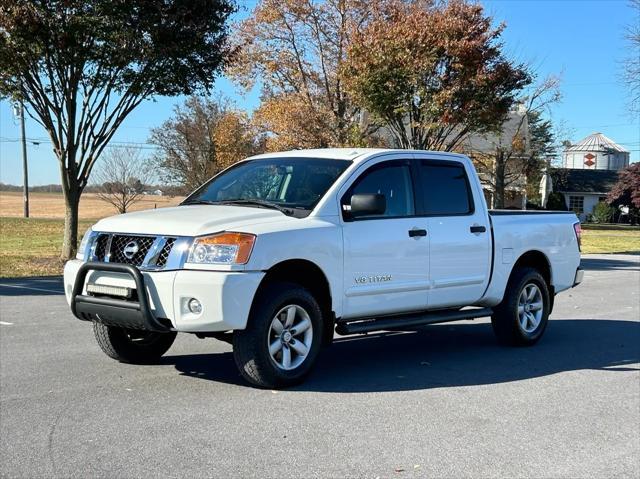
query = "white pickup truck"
xmin=65 ymin=149 xmax=583 ymax=388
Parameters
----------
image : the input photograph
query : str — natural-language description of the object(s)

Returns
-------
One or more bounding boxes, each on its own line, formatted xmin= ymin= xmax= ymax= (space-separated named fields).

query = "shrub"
xmin=592 ymin=201 xmax=616 ymax=223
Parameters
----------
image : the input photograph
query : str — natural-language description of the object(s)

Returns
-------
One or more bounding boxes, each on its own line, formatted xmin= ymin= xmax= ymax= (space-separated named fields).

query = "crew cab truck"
xmin=64 ymin=149 xmax=583 ymax=388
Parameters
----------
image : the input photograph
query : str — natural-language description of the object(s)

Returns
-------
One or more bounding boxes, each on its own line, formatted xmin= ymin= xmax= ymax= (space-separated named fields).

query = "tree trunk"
xmin=61 ymin=187 xmax=80 ymax=260
xmin=494 ymin=153 xmax=506 ymax=209
xmin=335 ymin=99 xmax=347 ymax=146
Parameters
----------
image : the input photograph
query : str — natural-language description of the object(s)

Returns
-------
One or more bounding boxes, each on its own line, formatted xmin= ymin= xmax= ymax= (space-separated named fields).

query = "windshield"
xmin=183 ymin=158 xmax=351 ymax=216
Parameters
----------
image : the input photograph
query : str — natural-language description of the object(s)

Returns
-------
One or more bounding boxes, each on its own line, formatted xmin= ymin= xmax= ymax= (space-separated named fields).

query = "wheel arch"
xmin=510 ymin=250 xmax=555 ymax=311
xmin=253 ymin=259 xmax=335 ymax=346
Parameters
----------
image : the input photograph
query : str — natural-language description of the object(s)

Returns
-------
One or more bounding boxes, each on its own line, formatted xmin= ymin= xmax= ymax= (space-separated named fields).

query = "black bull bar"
xmin=71 ymin=262 xmax=170 ymax=332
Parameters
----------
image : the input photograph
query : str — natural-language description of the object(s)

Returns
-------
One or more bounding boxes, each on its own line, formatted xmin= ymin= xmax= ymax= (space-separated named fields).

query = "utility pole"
xmin=19 ymin=101 xmax=29 ymax=218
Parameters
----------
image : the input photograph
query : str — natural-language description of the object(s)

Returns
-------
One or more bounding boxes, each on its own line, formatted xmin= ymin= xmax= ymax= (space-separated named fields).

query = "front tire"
xmin=491 ymin=267 xmax=550 ymax=346
xmin=93 ymin=322 xmax=177 ymax=364
xmin=233 ymin=282 xmax=323 ymax=388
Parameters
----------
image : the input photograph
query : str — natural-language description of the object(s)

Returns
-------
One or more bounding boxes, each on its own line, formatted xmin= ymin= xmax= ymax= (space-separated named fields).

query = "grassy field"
xmin=0 ymin=191 xmax=183 ymax=277
xmin=0 ymin=191 xmax=182 ymax=218
xmin=1 ymin=214 xmax=638 ymax=278
xmin=0 ymin=217 xmax=95 ymax=278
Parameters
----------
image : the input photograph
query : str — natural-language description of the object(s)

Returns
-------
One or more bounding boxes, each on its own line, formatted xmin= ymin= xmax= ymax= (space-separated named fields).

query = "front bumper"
xmin=64 ymin=260 xmax=264 ymax=332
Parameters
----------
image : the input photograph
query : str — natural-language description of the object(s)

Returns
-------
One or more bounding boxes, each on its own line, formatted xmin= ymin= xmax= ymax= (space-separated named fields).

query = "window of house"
xmin=569 ymin=196 xmax=584 ymax=214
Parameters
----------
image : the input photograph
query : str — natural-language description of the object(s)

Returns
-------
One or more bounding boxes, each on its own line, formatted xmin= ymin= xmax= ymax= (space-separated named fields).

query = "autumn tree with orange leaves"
xmin=150 ymin=96 xmax=264 ymax=192
xmin=343 ymin=0 xmax=531 ymax=151
xmin=230 ymin=0 xmax=385 ymax=151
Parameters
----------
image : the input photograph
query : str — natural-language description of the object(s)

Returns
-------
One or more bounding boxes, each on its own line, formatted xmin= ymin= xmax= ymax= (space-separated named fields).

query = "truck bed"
xmin=480 ymin=209 xmax=580 ymax=306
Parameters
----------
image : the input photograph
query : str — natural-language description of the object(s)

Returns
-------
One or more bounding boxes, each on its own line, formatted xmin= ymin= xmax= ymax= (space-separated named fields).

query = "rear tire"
xmin=491 ymin=267 xmax=550 ymax=346
xmin=233 ymin=282 xmax=323 ymax=389
xmin=93 ymin=322 xmax=177 ymax=364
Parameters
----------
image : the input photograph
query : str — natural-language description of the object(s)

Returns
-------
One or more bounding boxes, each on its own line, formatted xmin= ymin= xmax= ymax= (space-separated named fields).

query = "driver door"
xmin=340 ymin=158 xmax=430 ymax=319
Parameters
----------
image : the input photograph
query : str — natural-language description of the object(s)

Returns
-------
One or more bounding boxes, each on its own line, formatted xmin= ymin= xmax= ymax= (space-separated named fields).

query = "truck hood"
xmin=93 ymin=205 xmax=294 ymax=237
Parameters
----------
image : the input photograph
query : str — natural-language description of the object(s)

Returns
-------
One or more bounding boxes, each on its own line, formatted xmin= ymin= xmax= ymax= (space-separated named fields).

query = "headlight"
xmin=186 ymin=232 xmax=256 ymax=265
xmin=76 ymin=227 xmax=95 ymax=260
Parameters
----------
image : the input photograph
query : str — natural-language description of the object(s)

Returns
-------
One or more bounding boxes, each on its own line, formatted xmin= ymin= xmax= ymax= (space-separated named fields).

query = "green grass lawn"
xmin=580 ymin=224 xmax=640 ymax=254
xmin=0 ymin=217 xmax=94 ymax=278
xmin=0 ymin=217 xmax=638 ymax=278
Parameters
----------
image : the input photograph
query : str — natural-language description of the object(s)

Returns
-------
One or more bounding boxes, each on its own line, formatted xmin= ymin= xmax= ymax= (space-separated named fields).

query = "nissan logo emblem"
xmin=123 ymin=241 xmax=140 ymax=259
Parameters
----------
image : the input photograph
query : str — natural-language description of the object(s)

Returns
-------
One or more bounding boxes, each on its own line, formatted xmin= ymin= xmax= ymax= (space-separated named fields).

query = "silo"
xmin=563 ymin=132 xmax=630 ymax=170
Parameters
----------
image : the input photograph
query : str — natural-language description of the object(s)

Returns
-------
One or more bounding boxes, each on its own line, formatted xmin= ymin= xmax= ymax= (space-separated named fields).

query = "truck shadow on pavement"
xmin=0 ymin=277 xmax=64 ymax=296
xmin=168 ymin=318 xmax=640 ymax=392
xmin=581 ymin=256 xmax=639 ymax=271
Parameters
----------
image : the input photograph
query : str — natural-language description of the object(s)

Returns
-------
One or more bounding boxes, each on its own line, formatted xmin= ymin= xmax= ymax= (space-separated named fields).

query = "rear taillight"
xmin=573 ymin=222 xmax=582 ymax=251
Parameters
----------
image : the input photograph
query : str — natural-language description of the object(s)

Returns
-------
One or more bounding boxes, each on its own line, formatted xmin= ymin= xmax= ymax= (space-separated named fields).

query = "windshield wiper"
xmin=181 ymin=199 xmax=219 ymax=206
xmin=217 ymin=199 xmax=294 ymax=215
xmin=181 ymin=198 xmax=297 ymax=215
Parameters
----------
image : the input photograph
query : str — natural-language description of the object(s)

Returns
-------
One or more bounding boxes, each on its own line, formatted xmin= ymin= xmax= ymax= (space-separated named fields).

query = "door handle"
xmin=408 ymin=229 xmax=427 ymax=237
xmin=470 ymin=225 xmax=486 ymax=233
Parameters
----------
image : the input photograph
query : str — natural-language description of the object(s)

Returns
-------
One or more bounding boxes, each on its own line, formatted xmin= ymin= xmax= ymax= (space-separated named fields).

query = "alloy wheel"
xmin=267 ymin=304 xmax=314 ymax=371
xmin=518 ymin=283 xmax=544 ymax=333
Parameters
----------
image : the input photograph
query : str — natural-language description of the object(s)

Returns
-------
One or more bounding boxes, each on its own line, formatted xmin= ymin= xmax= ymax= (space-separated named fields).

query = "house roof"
xmin=565 ymin=132 xmax=629 ymax=153
xmin=550 ymin=168 xmax=620 ymax=194
xmin=458 ymin=107 xmax=530 ymax=155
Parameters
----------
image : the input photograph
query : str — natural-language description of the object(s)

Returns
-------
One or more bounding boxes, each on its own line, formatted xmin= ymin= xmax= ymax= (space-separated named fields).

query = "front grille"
xmin=109 ymin=235 xmax=155 ymax=266
xmin=89 ymin=234 xmax=177 ymax=269
xmin=156 ymin=238 xmax=175 ymax=267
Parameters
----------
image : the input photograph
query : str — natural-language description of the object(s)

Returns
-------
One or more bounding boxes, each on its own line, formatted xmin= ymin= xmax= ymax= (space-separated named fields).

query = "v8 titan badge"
xmin=355 ymin=275 xmax=392 ymax=284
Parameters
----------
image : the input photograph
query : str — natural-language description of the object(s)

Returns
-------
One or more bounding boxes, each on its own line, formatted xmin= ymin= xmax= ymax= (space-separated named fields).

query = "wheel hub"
xmin=518 ymin=283 xmax=543 ymax=333
xmin=267 ymin=304 xmax=314 ymax=371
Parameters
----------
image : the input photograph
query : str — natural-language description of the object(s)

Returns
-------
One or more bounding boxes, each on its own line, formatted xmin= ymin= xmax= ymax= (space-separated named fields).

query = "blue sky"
xmin=1 ymin=0 xmax=638 ymax=185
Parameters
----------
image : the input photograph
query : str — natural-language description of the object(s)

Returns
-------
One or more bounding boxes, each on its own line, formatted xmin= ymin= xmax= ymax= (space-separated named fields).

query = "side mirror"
xmin=349 ymin=193 xmax=386 ymax=217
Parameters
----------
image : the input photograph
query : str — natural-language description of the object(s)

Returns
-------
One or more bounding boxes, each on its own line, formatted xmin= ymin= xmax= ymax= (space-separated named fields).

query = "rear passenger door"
xmin=416 ymin=158 xmax=492 ymax=309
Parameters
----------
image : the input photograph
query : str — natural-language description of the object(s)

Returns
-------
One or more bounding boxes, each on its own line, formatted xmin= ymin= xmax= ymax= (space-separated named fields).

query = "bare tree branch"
xmin=93 ymin=146 xmax=154 ymax=214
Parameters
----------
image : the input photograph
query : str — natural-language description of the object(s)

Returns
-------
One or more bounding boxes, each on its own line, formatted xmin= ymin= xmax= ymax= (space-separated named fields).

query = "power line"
xmin=572 ymin=123 xmax=639 ymax=128
xmin=3 ymin=135 xmax=640 ymax=151
xmin=6 ymin=135 xmax=640 ymax=145
xmin=0 ymin=137 xmax=256 ymax=155
xmin=0 ymin=137 xmax=162 ymax=149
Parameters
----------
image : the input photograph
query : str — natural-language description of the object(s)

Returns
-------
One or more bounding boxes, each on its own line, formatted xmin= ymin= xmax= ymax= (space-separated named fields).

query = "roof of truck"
xmin=248 ymin=148 xmax=468 ymax=163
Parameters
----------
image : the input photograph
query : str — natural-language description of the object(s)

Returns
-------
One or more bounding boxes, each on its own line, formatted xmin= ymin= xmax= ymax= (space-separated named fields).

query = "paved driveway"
xmin=1 ymin=254 xmax=638 ymax=478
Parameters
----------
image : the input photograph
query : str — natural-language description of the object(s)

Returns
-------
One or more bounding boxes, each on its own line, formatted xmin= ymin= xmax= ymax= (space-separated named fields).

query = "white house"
xmin=457 ymin=104 xmax=530 ymax=208
xmin=543 ymin=168 xmax=619 ymax=221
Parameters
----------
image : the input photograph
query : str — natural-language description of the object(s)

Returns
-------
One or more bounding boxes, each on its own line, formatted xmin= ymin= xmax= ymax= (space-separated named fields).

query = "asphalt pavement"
xmin=1 ymin=254 xmax=639 ymax=478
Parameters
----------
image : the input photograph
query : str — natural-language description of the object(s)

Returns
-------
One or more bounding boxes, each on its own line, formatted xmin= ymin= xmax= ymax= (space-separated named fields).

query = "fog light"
xmin=188 ymin=298 xmax=202 ymax=314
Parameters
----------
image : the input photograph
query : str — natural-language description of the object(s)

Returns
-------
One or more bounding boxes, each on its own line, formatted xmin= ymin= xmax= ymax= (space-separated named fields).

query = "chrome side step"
xmin=335 ymin=307 xmax=493 ymax=335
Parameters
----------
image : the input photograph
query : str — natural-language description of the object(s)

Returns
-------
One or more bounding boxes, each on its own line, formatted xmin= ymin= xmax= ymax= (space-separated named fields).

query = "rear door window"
xmin=418 ymin=161 xmax=474 ymax=215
